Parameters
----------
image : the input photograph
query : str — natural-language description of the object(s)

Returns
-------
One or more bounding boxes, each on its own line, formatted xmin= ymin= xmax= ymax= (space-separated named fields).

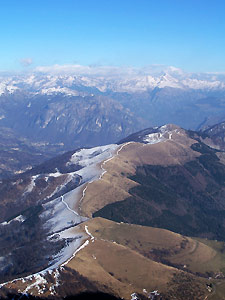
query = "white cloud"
xmin=32 ymin=63 xmax=225 ymax=86
xmin=33 ymin=63 xmax=188 ymax=78
xmin=20 ymin=58 xmax=33 ymax=67
xmin=34 ymin=64 xmax=140 ymax=78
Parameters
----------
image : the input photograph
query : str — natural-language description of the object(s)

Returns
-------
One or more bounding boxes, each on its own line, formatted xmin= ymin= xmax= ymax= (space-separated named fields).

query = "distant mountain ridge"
xmin=0 ymin=67 xmax=225 ymax=152
xmin=2 ymin=66 xmax=225 ymax=94
xmin=1 ymin=66 xmax=225 ymax=176
xmin=1 ymin=66 xmax=225 ymax=129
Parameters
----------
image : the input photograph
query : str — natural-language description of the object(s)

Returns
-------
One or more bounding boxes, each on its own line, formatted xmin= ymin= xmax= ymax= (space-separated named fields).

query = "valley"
xmin=1 ymin=68 xmax=225 ymax=178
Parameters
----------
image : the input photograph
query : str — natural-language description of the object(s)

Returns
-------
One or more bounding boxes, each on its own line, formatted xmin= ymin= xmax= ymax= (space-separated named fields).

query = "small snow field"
xmin=1 ymin=214 xmax=25 ymax=226
xmin=23 ymin=175 xmax=39 ymax=194
xmin=143 ymin=132 xmax=166 ymax=144
xmin=143 ymin=124 xmax=181 ymax=144
xmin=68 ymin=144 xmax=119 ymax=184
xmin=41 ymin=193 xmax=87 ymax=234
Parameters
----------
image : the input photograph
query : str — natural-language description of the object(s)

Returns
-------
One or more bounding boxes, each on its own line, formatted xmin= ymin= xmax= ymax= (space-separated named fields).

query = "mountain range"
xmin=1 ymin=66 xmax=225 ymax=179
xmin=1 ymin=66 xmax=225 ymax=298
xmin=1 ymin=124 xmax=225 ymax=299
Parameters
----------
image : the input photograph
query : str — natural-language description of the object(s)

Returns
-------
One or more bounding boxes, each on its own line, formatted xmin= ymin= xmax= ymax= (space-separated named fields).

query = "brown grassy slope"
xmin=80 ymin=129 xmax=200 ymax=218
xmin=84 ymin=218 xmax=225 ymax=276
xmin=68 ymin=238 xmax=176 ymax=299
xmin=67 ymin=218 xmax=210 ymax=300
xmin=3 ymin=218 xmax=220 ymax=300
xmin=2 ymin=218 xmax=218 ymax=299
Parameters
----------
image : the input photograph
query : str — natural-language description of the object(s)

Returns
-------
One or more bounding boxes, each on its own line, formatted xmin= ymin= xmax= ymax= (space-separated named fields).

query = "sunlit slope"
xmin=3 ymin=217 xmax=225 ymax=299
xmin=67 ymin=217 xmax=220 ymax=300
xmin=79 ymin=126 xmax=225 ymax=241
xmin=84 ymin=218 xmax=225 ymax=276
xmin=80 ymin=126 xmax=200 ymax=218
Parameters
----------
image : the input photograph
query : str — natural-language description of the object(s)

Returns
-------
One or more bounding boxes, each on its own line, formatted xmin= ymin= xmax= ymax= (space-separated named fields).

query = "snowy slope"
xmin=0 ymin=142 xmax=120 ymax=289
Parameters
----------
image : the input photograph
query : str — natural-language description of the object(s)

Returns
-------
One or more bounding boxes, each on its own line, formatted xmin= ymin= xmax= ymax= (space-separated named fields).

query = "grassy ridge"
xmin=88 ymin=218 xmax=225 ymax=277
xmin=68 ymin=218 xmax=217 ymax=299
xmin=94 ymin=142 xmax=225 ymax=241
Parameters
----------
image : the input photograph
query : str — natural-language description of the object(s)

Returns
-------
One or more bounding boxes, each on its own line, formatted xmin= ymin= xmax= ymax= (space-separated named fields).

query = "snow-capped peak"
xmin=0 ymin=65 xmax=225 ymax=96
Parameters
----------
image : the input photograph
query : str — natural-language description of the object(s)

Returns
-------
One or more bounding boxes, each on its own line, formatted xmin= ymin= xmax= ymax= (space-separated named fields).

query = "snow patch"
xmin=1 ymin=214 xmax=25 ymax=226
xmin=45 ymin=171 xmax=80 ymax=200
xmin=69 ymin=144 xmax=119 ymax=168
xmin=65 ymin=144 xmax=119 ymax=191
xmin=23 ymin=274 xmax=48 ymax=294
xmin=61 ymin=239 xmax=90 ymax=267
xmin=85 ymin=225 xmax=95 ymax=241
xmin=95 ymin=118 xmax=102 ymax=127
xmin=41 ymin=193 xmax=87 ymax=234
xmin=47 ymin=169 xmax=62 ymax=177
xmin=143 ymin=132 xmax=165 ymax=144
xmin=49 ymin=234 xmax=85 ymax=270
xmin=23 ymin=175 xmax=39 ymax=194
xmin=61 ymin=195 xmax=79 ymax=216
xmin=131 ymin=293 xmax=139 ymax=300
xmin=143 ymin=124 xmax=178 ymax=144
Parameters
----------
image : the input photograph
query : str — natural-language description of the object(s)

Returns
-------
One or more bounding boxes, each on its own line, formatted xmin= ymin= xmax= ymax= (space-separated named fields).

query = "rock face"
xmin=0 ymin=92 xmax=148 ymax=147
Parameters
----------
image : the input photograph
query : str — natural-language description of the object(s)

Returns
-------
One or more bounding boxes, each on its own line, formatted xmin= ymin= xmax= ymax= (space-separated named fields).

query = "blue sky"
xmin=1 ymin=0 xmax=225 ymax=72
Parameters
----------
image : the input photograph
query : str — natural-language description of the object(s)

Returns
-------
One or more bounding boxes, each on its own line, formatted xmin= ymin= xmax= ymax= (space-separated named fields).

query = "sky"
xmin=0 ymin=0 xmax=225 ymax=73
